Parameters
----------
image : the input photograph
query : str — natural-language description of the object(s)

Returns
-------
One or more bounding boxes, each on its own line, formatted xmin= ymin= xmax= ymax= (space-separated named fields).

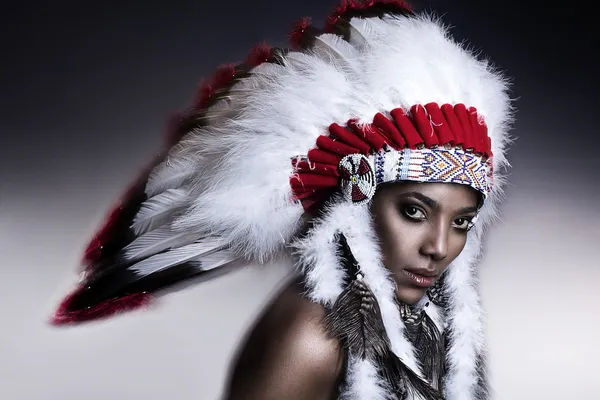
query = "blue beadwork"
xmin=375 ymin=151 xmax=386 ymax=185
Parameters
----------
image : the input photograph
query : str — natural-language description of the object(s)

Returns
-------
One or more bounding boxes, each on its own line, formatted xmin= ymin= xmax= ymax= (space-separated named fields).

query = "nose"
xmin=419 ymin=224 xmax=448 ymax=261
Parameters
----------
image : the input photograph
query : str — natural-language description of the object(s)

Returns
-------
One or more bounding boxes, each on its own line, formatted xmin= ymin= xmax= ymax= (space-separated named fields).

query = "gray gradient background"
xmin=1 ymin=1 xmax=598 ymax=399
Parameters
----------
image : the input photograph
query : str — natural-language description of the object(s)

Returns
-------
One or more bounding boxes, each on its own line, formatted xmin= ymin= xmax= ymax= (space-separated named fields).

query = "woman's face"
xmin=371 ymin=181 xmax=480 ymax=305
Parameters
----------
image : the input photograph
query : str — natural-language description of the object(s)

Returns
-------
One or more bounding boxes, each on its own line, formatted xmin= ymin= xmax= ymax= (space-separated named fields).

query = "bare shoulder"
xmin=266 ymin=279 xmax=343 ymax=370
xmin=223 ymin=278 xmax=345 ymax=400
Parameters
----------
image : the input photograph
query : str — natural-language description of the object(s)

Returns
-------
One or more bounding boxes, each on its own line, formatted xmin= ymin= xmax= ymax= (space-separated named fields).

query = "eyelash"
xmin=401 ymin=205 xmax=474 ymax=232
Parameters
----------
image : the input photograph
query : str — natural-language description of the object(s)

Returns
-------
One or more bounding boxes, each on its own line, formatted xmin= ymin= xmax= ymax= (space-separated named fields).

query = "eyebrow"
xmin=457 ymin=206 xmax=479 ymax=215
xmin=402 ymin=191 xmax=438 ymax=209
xmin=400 ymin=191 xmax=479 ymax=215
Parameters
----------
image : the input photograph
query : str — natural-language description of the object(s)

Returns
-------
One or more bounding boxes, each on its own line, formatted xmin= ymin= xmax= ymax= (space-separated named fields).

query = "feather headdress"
xmin=51 ymin=1 xmax=513 ymax=399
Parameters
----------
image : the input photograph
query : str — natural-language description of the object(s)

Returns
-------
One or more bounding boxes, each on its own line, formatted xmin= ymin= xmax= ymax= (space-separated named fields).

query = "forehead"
xmin=376 ymin=181 xmax=479 ymax=208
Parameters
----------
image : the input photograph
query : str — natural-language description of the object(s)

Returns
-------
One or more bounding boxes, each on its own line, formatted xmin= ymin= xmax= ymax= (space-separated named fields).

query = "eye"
xmin=403 ymin=205 xmax=426 ymax=220
xmin=453 ymin=217 xmax=474 ymax=231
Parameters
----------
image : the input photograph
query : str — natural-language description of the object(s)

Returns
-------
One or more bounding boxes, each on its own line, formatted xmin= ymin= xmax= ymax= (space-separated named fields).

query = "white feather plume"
xmin=122 ymin=227 xmax=203 ymax=261
xmin=128 ymin=239 xmax=229 ymax=277
xmin=145 ymin=157 xmax=197 ymax=198
xmin=131 ymin=188 xmax=188 ymax=235
xmin=312 ymin=33 xmax=360 ymax=72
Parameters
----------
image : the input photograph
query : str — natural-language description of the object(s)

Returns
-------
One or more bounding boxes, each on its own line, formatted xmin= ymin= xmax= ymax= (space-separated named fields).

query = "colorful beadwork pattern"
xmin=374 ymin=147 xmax=490 ymax=198
xmin=375 ymin=151 xmax=386 ymax=185
xmin=403 ymin=147 xmax=489 ymax=195
xmin=339 ymin=154 xmax=376 ymax=204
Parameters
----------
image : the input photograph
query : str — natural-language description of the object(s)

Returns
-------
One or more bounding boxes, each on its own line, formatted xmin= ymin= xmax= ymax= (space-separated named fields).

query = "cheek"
xmin=374 ymin=212 xmax=421 ymax=266
xmin=446 ymin=232 xmax=469 ymax=263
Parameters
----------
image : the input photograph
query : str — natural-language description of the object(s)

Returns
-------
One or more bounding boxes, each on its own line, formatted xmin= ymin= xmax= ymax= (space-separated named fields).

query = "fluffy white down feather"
xmin=154 ymin=13 xmax=511 ymax=263
xmin=341 ymin=357 xmax=393 ymax=400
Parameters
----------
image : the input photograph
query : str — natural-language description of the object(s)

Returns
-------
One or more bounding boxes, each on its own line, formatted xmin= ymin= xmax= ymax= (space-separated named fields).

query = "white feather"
xmin=128 ymin=239 xmax=228 ymax=277
xmin=188 ymin=248 xmax=238 ymax=272
xmin=122 ymin=227 xmax=202 ymax=261
xmin=131 ymin=188 xmax=188 ymax=235
xmin=312 ymin=33 xmax=359 ymax=72
xmin=346 ymin=20 xmax=369 ymax=49
xmin=442 ymin=236 xmax=488 ymax=400
xmin=340 ymin=357 xmax=391 ymax=400
xmin=347 ymin=17 xmax=376 ymax=48
xmin=145 ymin=158 xmax=196 ymax=198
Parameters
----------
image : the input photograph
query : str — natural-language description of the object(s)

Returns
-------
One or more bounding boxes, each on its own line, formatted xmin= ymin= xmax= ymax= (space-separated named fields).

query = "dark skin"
xmin=222 ymin=182 xmax=479 ymax=400
xmin=372 ymin=181 xmax=480 ymax=304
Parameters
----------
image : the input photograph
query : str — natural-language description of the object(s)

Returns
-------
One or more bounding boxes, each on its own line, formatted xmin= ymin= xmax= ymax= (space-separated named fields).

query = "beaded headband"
xmin=290 ymin=102 xmax=493 ymax=211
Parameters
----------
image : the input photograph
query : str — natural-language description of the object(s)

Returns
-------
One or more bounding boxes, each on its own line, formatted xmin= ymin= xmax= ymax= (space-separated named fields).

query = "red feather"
xmin=212 ymin=64 xmax=237 ymax=88
xmin=194 ymin=63 xmax=237 ymax=110
xmin=246 ymin=42 xmax=273 ymax=67
xmin=50 ymin=287 xmax=152 ymax=326
xmin=80 ymin=156 xmax=159 ymax=270
xmin=326 ymin=0 xmax=412 ymax=32
xmin=82 ymin=204 xmax=122 ymax=264
xmin=194 ymin=82 xmax=214 ymax=110
xmin=82 ymin=196 xmax=129 ymax=266
xmin=163 ymin=111 xmax=186 ymax=147
xmin=289 ymin=17 xmax=313 ymax=49
xmin=326 ymin=0 xmax=360 ymax=31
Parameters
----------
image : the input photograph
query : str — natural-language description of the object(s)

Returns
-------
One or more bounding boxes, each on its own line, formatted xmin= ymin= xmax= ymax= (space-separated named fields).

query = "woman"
xmin=224 ymin=182 xmax=484 ymax=400
xmin=51 ymin=1 xmax=513 ymax=399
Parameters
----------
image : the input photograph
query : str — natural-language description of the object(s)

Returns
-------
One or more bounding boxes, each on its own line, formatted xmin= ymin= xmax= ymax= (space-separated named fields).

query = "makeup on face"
xmin=371 ymin=182 xmax=480 ymax=304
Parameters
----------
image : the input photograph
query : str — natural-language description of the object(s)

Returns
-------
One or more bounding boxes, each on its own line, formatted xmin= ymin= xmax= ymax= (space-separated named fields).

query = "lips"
xmin=402 ymin=268 xmax=437 ymax=288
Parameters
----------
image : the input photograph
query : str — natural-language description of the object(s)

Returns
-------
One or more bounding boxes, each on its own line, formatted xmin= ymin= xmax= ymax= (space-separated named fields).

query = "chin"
xmin=395 ymin=285 xmax=427 ymax=305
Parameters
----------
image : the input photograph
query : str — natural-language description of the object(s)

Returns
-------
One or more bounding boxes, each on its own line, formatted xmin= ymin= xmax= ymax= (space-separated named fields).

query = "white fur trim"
xmin=442 ymin=235 xmax=488 ymax=400
xmin=341 ymin=357 xmax=392 ymax=400
xmin=292 ymin=201 xmax=346 ymax=306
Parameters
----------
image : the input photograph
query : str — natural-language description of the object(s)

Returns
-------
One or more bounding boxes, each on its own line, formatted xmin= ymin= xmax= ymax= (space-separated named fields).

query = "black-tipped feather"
xmin=325 ymin=233 xmax=391 ymax=360
xmin=325 ymin=233 xmax=442 ymax=400
xmin=404 ymin=308 xmax=446 ymax=392
xmin=66 ymin=247 xmax=235 ymax=314
xmin=326 ymin=276 xmax=392 ymax=360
